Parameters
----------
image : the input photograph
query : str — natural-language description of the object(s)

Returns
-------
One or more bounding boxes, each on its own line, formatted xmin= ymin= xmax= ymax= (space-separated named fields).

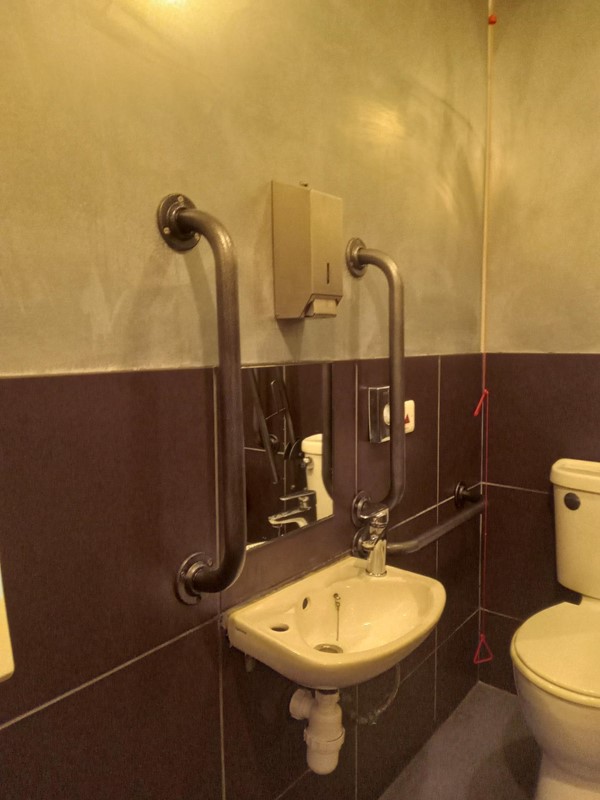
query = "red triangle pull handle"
xmin=473 ymin=633 xmax=494 ymax=664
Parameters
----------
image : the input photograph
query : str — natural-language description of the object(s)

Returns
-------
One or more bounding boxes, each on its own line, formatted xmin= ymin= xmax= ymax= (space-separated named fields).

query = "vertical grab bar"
xmin=346 ymin=238 xmax=406 ymax=524
xmin=157 ymin=194 xmax=246 ymax=603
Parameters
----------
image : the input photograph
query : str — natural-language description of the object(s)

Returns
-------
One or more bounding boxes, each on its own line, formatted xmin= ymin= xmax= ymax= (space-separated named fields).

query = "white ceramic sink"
xmin=225 ymin=556 xmax=446 ymax=689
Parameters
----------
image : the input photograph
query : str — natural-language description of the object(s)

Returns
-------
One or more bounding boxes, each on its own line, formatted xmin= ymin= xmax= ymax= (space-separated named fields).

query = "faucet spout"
xmin=268 ymin=490 xmax=316 ymax=531
xmin=268 ymin=509 xmax=309 ymax=529
xmin=355 ymin=507 xmax=389 ymax=576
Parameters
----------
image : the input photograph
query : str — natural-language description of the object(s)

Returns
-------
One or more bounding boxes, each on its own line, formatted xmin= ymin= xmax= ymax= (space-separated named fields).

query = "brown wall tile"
xmin=0 ymin=353 xmax=483 ymax=800
xmin=356 ymin=656 xmax=435 ymax=800
xmin=484 ymin=485 xmax=575 ymax=620
xmin=437 ymin=509 xmax=480 ymax=643
xmin=222 ymin=638 xmax=306 ymax=800
xmin=0 ymin=624 xmax=221 ymax=800
xmin=487 ymin=353 xmax=600 ymax=492
xmin=0 ymin=370 xmax=217 ymax=724
xmin=436 ymin=612 xmax=479 ymax=724
xmin=439 ymin=354 xmax=482 ymax=501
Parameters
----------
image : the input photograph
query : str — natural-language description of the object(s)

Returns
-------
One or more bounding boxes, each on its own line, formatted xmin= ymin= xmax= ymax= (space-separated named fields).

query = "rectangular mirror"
xmin=242 ymin=362 xmax=333 ymax=548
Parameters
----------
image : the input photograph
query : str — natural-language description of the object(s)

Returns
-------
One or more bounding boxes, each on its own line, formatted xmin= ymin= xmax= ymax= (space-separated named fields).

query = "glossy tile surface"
xmin=0 ymin=369 xmax=217 ymax=723
xmin=357 ymin=656 xmax=436 ymax=800
xmin=484 ymin=485 xmax=575 ymax=621
xmin=439 ymin=354 xmax=482 ymax=501
xmin=0 ymin=624 xmax=221 ymax=800
xmin=436 ymin=613 xmax=479 ymax=724
xmin=487 ymin=354 xmax=600 ymax=492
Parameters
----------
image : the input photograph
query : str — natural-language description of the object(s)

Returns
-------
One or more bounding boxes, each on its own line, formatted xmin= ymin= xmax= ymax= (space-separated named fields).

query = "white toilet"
xmin=511 ymin=458 xmax=600 ymax=800
xmin=301 ymin=433 xmax=333 ymax=519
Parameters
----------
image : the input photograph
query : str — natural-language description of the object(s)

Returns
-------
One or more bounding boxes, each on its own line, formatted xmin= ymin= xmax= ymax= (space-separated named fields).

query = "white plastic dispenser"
xmin=272 ymin=181 xmax=343 ymax=319
xmin=0 ymin=561 xmax=15 ymax=682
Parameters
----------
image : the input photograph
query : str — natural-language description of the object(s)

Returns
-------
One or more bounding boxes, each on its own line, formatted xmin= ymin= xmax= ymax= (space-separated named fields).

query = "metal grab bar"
xmin=387 ymin=499 xmax=485 ymax=555
xmin=157 ymin=194 xmax=246 ymax=603
xmin=346 ymin=238 xmax=406 ymax=523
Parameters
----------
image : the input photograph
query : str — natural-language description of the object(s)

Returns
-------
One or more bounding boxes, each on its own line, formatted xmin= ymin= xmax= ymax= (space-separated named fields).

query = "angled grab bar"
xmin=387 ymin=499 xmax=485 ymax=555
xmin=249 ymin=369 xmax=279 ymax=485
xmin=157 ymin=194 xmax=246 ymax=603
xmin=346 ymin=239 xmax=406 ymax=524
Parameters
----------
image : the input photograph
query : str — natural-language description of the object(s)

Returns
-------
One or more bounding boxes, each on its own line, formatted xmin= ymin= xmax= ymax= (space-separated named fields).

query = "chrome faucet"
xmin=268 ymin=490 xmax=316 ymax=531
xmin=354 ymin=506 xmax=389 ymax=576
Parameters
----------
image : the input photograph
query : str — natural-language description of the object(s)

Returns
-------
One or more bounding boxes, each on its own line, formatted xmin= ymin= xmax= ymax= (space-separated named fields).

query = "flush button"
xmin=564 ymin=492 xmax=581 ymax=510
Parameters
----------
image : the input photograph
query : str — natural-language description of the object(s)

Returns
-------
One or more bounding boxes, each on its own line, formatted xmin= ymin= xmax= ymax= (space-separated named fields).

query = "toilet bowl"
xmin=511 ymin=459 xmax=600 ymax=800
xmin=511 ymin=599 xmax=600 ymax=798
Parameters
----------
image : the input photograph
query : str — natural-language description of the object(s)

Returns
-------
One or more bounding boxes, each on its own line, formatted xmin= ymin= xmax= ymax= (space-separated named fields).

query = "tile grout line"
xmin=0 ymin=617 xmax=217 ymax=734
xmin=486 ymin=481 xmax=548 ymax=495
xmin=436 ymin=608 xmax=480 ymax=653
xmin=481 ymin=608 xmax=523 ymax=623
xmin=273 ymin=769 xmax=310 ymax=800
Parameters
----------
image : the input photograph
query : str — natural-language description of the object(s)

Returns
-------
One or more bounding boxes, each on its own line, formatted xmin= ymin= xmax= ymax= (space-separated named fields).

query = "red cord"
xmin=473 ymin=359 xmax=494 ymax=665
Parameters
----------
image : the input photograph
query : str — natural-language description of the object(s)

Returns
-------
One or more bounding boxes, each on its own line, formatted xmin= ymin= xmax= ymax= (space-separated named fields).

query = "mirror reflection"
xmin=243 ymin=363 xmax=333 ymax=547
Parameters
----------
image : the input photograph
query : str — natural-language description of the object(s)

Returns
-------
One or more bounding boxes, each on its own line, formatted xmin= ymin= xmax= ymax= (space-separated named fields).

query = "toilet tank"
xmin=550 ymin=458 xmax=600 ymax=599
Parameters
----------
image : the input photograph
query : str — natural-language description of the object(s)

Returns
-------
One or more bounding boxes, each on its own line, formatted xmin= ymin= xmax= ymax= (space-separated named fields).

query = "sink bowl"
xmin=225 ymin=556 xmax=446 ymax=689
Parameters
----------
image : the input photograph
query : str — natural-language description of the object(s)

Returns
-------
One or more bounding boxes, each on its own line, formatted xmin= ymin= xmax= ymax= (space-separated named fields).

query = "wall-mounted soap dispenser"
xmin=272 ymin=182 xmax=343 ymax=318
xmin=0 ymin=562 xmax=14 ymax=682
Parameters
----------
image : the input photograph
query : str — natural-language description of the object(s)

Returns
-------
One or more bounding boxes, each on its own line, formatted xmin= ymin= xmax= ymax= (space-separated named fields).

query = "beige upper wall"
xmin=0 ymin=0 xmax=485 ymax=376
xmin=486 ymin=0 xmax=600 ymax=353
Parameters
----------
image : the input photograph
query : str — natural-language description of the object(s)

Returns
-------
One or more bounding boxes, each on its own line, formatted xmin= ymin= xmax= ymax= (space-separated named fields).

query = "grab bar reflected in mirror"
xmin=157 ymin=194 xmax=246 ymax=603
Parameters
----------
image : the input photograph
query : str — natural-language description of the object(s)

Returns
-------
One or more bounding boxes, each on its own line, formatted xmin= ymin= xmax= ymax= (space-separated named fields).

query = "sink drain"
xmin=314 ymin=643 xmax=343 ymax=654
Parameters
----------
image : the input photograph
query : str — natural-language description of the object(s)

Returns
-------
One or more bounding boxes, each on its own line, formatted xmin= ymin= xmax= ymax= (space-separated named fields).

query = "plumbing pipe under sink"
xmin=290 ymin=688 xmax=345 ymax=774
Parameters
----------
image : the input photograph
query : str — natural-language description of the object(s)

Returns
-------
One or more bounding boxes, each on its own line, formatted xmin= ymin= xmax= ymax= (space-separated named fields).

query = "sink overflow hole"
xmin=315 ymin=643 xmax=344 ymax=654
xmin=271 ymin=624 xmax=289 ymax=632
xmin=302 ymin=597 xmax=310 ymax=610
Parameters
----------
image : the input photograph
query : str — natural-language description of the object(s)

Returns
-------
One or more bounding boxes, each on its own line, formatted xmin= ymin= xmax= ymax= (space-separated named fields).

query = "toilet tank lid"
xmin=301 ymin=433 xmax=322 ymax=455
xmin=550 ymin=458 xmax=600 ymax=493
xmin=513 ymin=600 xmax=600 ymax=700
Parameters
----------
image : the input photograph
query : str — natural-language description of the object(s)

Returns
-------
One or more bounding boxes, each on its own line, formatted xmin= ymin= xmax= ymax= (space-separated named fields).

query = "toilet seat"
xmin=511 ymin=599 xmax=600 ymax=708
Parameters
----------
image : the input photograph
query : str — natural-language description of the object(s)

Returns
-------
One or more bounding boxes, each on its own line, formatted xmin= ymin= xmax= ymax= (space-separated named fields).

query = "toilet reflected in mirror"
xmin=242 ymin=363 xmax=333 ymax=547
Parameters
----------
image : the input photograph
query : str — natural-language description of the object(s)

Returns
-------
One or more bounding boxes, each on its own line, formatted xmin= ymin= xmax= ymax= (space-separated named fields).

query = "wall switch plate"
xmin=368 ymin=387 xmax=415 ymax=442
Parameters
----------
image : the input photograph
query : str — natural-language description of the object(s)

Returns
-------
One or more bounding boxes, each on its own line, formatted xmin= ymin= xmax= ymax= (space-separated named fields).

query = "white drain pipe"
xmin=289 ymin=688 xmax=345 ymax=775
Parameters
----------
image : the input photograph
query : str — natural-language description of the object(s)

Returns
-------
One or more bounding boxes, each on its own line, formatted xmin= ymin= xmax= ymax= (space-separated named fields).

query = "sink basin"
xmin=224 ymin=556 xmax=446 ymax=689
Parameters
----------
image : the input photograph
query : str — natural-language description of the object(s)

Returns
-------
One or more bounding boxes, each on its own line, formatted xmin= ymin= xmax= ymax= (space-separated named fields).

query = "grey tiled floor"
xmin=379 ymin=682 xmax=541 ymax=800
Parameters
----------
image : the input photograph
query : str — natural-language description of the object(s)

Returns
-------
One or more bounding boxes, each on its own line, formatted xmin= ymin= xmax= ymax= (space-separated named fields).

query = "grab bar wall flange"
xmin=346 ymin=238 xmax=406 ymax=524
xmin=157 ymin=194 xmax=247 ymax=603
